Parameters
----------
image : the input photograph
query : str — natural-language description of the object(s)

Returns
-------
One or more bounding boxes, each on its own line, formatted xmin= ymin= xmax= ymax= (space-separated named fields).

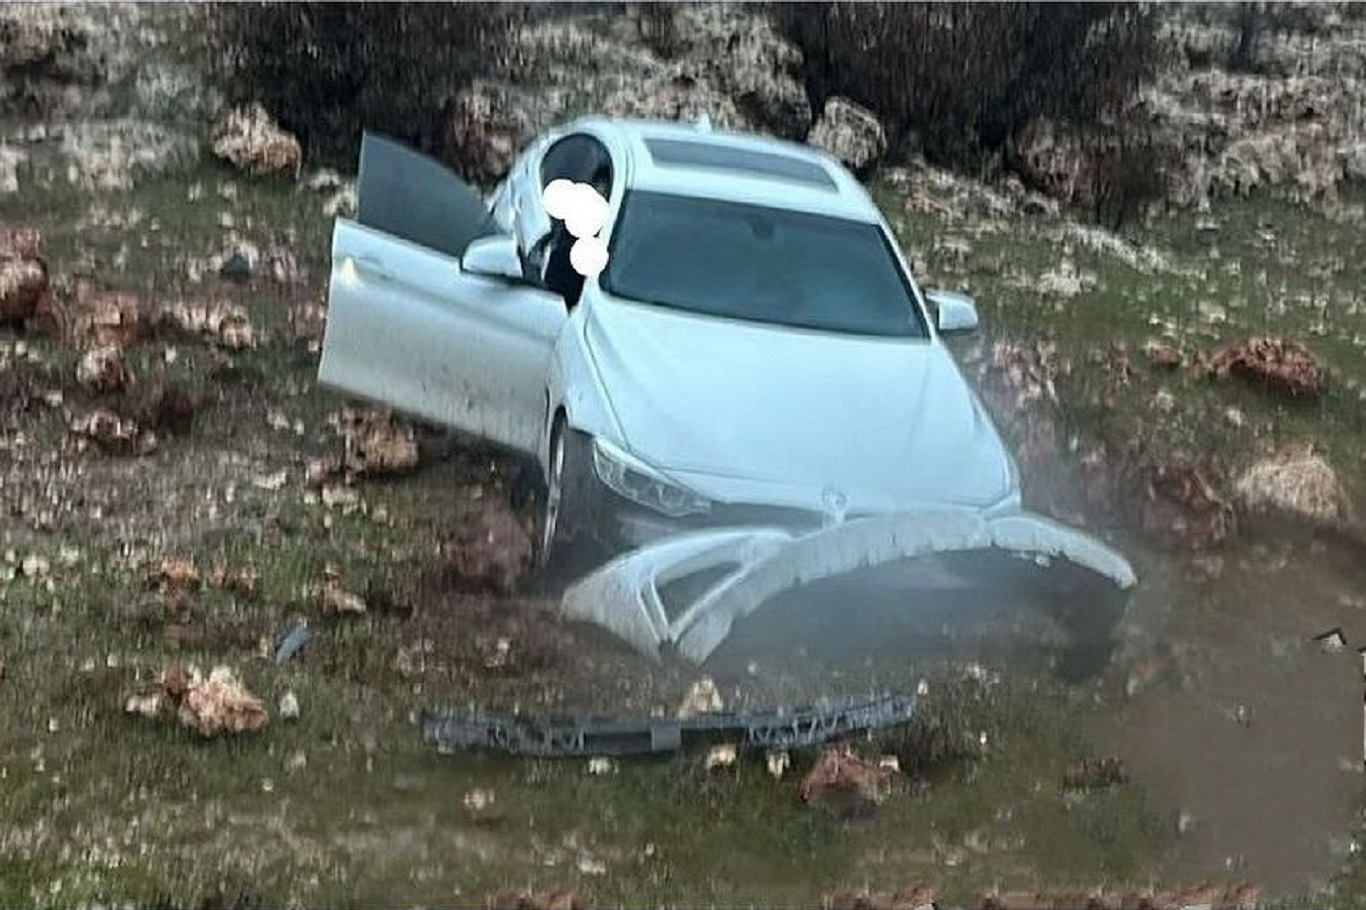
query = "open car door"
xmin=318 ymin=133 xmax=569 ymax=455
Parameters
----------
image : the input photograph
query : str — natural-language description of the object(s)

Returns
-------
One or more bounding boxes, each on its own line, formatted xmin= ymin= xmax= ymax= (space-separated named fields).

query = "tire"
xmin=535 ymin=418 xmax=609 ymax=576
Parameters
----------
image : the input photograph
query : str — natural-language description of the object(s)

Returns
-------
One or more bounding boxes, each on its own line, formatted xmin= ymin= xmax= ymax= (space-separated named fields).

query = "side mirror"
xmin=462 ymin=234 xmax=524 ymax=282
xmin=926 ymin=289 xmax=980 ymax=335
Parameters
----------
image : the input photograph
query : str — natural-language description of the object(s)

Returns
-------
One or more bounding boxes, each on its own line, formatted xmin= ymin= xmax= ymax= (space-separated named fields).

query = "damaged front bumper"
xmin=560 ymin=507 xmax=1137 ymax=664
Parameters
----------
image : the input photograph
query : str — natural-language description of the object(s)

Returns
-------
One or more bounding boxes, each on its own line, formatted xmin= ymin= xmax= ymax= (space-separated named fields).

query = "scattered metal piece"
xmin=561 ymin=507 xmax=1136 ymax=664
xmin=273 ymin=620 xmax=312 ymax=664
xmin=422 ymin=692 xmax=918 ymax=758
xmin=1313 ymin=627 xmax=1348 ymax=653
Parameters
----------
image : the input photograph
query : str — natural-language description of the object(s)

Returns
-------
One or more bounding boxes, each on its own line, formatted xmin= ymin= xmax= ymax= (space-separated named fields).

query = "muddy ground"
xmin=3 ymin=11 xmax=1366 ymax=903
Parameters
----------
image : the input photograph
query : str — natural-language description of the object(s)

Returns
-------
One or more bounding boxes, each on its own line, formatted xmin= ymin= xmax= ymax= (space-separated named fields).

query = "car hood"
xmin=584 ymin=299 xmax=1016 ymax=514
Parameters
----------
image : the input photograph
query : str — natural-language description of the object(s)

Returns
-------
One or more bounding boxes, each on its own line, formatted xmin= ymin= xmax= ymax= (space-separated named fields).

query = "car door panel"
xmin=318 ymin=137 xmax=568 ymax=455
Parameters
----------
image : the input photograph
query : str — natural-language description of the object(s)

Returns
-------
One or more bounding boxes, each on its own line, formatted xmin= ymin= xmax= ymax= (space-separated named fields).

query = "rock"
xmin=338 ymin=408 xmax=419 ymax=477
xmin=75 ymin=343 xmax=131 ymax=393
xmin=586 ymin=757 xmax=617 ymax=775
xmin=279 ymin=691 xmax=300 ymax=721
xmin=807 ymin=97 xmax=887 ymax=175
xmin=822 ymin=885 xmax=938 ymax=910
xmin=1207 ymin=335 xmax=1325 ymax=396
xmin=154 ymin=300 xmax=255 ymax=351
xmin=669 ymin=2 xmax=812 ymax=139
xmin=0 ymin=226 xmax=49 ymax=325
xmin=123 ymin=692 xmax=163 ymax=718
xmin=445 ymin=500 xmax=534 ymax=594
xmin=155 ymin=557 xmax=200 ymax=592
xmin=800 ymin=743 xmax=897 ymax=804
xmin=0 ymin=144 xmax=26 ymax=194
xmin=210 ymin=103 xmax=302 ymax=178
xmin=1143 ymin=339 xmax=1183 ymax=368
xmin=1234 ymin=442 xmax=1350 ymax=526
xmin=176 ymin=665 xmax=269 ymax=737
xmin=974 ymin=340 xmax=1062 ymax=479
xmin=766 ymin=751 xmax=791 ymax=780
xmin=69 ymin=408 xmax=157 ymax=456
xmin=1139 ymin=459 xmax=1237 ymax=550
xmin=56 ymin=287 xmax=146 ymax=346
xmin=321 ymin=574 xmax=367 ymax=617
xmin=288 ymin=294 xmax=328 ymax=349
xmin=676 ymin=676 xmax=724 ymax=719
xmin=705 ymin=743 xmax=737 ymax=771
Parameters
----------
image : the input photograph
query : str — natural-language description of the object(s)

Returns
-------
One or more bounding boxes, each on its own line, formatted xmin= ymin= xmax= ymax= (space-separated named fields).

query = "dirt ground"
xmin=4 ymin=112 xmax=1366 ymax=910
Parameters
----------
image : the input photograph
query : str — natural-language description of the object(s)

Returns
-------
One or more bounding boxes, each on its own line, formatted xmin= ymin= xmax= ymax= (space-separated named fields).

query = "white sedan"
xmin=318 ymin=117 xmax=1134 ymax=675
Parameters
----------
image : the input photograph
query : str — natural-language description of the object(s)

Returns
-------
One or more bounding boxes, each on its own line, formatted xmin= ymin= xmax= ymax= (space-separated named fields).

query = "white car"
xmin=320 ymin=117 xmax=1021 ymax=561
xmin=318 ymin=117 xmax=1135 ymax=675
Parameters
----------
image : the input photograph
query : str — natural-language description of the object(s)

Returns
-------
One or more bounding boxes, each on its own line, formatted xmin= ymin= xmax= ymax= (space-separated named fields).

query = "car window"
xmin=539 ymin=134 xmax=614 ymax=198
xmin=600 ymin=191 xmax=928 ymax=338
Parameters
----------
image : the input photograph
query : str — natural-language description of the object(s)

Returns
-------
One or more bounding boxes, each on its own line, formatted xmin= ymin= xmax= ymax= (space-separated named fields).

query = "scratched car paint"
xmin=317 ymin=117 xmax=1136 ymax=668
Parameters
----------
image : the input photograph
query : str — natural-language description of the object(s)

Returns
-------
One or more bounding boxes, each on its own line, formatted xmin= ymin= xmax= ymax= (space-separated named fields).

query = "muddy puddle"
xmin=684 ymin=530 xmax=1366 ymax=897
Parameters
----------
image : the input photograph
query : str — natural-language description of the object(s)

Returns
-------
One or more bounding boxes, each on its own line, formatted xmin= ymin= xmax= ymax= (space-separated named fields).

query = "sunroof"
xmin=644 ymin=138 xmax=837 ymax=189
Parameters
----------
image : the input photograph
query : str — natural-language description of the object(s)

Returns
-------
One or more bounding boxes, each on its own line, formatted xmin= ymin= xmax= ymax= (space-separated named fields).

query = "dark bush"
xmin=770 ymin=3 xmax=1160 ymax=172
xmin=210 ymin=2 xmax=529 ymax=169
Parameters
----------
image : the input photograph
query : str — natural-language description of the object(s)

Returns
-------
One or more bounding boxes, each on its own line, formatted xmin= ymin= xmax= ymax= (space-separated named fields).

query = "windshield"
xmin=600 ymin=191 xmax=928 ymax=338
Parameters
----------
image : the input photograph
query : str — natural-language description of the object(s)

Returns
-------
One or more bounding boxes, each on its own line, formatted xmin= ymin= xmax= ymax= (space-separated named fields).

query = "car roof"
xmin=566 ymin=116 xmax=880 ymax=223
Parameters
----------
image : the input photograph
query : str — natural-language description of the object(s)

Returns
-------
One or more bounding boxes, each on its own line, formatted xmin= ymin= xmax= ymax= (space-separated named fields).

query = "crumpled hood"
xmin=584 ymin=299 xmax=1016 ymax=513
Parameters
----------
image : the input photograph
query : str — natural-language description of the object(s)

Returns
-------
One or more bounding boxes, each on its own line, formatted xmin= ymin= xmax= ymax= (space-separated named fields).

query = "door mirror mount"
xmin=926 ymin=289 xmax=980 ymax=335
xmin=462 ymin=234 xmax=524 ymax=282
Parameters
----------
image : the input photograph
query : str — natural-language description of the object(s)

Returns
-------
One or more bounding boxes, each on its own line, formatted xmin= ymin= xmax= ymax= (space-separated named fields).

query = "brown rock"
xmin=155 ymin=557 xmax=201 ymax=592
xmin=339 ymin=408 xmax=420 ymax=477
xmin=58 ymin=287 xmax=147 ymax=347
xmin=211 ymin=103 xmax=302 ymax=178
xmin=154 ymin=300 xmax=255 ymax=351
xmin=800 ymin=742 xmax=897 ymax=804
xmin=446 ymin=500 xmax=535 ymax=594
xmin=176 ymin=665 xmax=269 ymax=736
xmin=1207 ymin=335 xmax=1324 ymax=396
xmin=0 ymin=225 xmax=48 ymax=324
xmin=1143 ymin=339 xmax=1183 ymax=368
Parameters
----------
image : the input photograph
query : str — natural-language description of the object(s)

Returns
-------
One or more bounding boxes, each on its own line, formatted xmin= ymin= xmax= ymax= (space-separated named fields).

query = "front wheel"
xmin=535 ymin=419 xmax=610 ymax=577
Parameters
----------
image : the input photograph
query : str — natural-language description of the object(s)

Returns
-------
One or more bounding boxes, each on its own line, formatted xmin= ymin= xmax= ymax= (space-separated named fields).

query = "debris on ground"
xmin=154 ymin=300 xmax=255 ymax=351
xmin=821 ymin=884 xmax=938 ymax=910
xmin=483 ymin=888 xmax=581 ymax=910
xmin=1233 ymin=442 xmax=1350 ymax=526
xmin=1062 ymin=756 xmax=1129 ymax=790
xmin=273 ymin=620 xmax=312 ymax=664
xmin=444 ymin=500 xmax=535 ymax=594
xmin=800 ymin=743 xmax=898 ymax=804
xmin=336 ymin=408 xmax=420 ymax=478
xmin=0 ymin=225 xmax=49 ymax=325
xmin=1138 ymin=458 xmax=1237 ymax=550
xmin=125 ymin=663 xmax=269 ymax=736
xmin=1206 ymin=335 xmax=1325 ymax=396
xmin=676 ymin=676 xmax=724 ymax=719
xmin=75 ymin=343 xmax=131 ymax=393
xmin=68 ymin=408 xmax=157 ymax=456
xmin=211 ymin=103 xmax=303 ymax=178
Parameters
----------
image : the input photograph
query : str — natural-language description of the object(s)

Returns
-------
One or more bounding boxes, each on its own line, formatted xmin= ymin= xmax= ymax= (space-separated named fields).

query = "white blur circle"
xmin=562 ymin=184 xmax=610 ymax=238
xmin=542 ymin=179 xmax=578 ymax=220
xmin=569 ymin=236 xmax=610 ymax=277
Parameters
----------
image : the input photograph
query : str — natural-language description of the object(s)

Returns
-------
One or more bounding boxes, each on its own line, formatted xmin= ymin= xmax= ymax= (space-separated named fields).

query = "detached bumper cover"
xmin=560 ymin=507 xmax=1137 ymax=664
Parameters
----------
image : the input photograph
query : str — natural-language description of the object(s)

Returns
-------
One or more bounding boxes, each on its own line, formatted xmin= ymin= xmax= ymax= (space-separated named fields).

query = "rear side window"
xmin=539 ymin=134 xmax=614 ymax=198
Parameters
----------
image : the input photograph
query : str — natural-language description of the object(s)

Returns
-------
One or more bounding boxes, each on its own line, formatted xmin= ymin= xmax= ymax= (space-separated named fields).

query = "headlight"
xmin=591 ymin=438 xmax=712 ymax=518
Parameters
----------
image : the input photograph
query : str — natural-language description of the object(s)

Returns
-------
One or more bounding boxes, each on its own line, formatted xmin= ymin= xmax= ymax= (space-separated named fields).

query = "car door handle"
xmin=353 ymin=255 xmax=396 ymax=281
